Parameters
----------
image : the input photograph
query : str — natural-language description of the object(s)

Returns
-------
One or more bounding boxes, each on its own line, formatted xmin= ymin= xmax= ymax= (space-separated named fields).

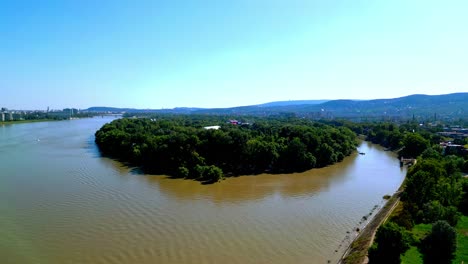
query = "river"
xmin=0 ymin=117 xmax=406 ymax=264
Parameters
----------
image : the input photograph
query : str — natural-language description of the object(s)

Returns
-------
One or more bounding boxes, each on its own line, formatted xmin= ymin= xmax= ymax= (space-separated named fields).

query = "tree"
xmin=420 ymin=147 xmax=442 ymax=160
xmin=400 ymin=133 xmax=430 ymax=158
xmin=463 ymin=160 xmax=468 ymax=173
xmin=402 ymin=159 xmax=448 ymax=216
xmin=195 ymin=165 xmax=224 ymax=182
xmin=421 ymin=200 xmax=460 ymax=226
xmin=421 ymin=220 xmax=457 ymax=264
xmin=277 ymin=137 xmax=316 ymax=172
xmin=458 ymin=177 xmax=468 ymax=215
xmin=245 ymin=138 xmax=279 ymax=172
xmin=368 ymin=222 xmax=411 ymax=264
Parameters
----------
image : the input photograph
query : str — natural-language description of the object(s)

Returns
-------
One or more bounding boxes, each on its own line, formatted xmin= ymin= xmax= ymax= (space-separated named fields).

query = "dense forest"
xmin=95 ymin=115 xmax=357 ymax=182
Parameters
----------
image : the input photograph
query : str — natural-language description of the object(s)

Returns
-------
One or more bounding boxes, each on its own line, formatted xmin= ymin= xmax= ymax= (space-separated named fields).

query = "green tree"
xmin=402 ymin=159 xmax=447 ymax=215
xmin=400 ymin=133 xmax=430 ymax=158
xmin=463 ymin=160 xmax=468 ymax=173
xmin=420 ymin=147 xmax=442 ymax=160
xmin=195 ymin=165 xmax=224 ymax=182
xmin=368 ymin=222 xmax=411 ymax=264
xmin=458 ymin=177 xmax=468 ymax=214
xmin=277 ymin=137 xmax=316 ymax=172
xmin=421 ymin=200 xmax=460 ymax=226
xmin=421 ymin=220 xmax=457 ymax=264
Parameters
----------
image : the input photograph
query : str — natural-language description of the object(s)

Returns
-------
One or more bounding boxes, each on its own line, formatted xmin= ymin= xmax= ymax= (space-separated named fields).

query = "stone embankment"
xmin=339 ymin=191 xmax=402 ymax=264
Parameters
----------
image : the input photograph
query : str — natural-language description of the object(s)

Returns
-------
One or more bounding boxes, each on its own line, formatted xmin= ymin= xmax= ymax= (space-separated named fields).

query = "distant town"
xmin=0 ymin=107 xmax=92 ymax=122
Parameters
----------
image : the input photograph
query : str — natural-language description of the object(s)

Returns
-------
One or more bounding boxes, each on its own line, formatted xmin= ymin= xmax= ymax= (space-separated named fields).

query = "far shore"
xmin=1 ymin=119 xmax=58 ymax=125
xmin=0 ymin=117 xmax=89 ymax=125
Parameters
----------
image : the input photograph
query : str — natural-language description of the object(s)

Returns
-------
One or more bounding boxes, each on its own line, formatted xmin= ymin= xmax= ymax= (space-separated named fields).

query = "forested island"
xmin=95 ymin=115 xmax=357 ymax=182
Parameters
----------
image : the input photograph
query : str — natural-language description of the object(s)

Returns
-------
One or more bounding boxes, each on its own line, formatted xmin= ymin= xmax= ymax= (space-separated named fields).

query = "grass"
xmin=454 ymin=215 xmax=468 ymax=263
xmin=402 ymin=246 xmax=422 ymax=264
xmin=411 ymin=223 xmax=432 ymax=240
xmin=401 ymin=216 xmax=468 ymax=264
xmin=389 ymin=201 xmax=404 ymax=218
xmin=401 ymin=223 xmax=431 ymax=264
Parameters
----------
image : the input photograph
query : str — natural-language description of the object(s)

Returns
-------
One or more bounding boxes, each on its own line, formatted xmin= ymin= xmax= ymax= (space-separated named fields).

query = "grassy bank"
xmin=401 ymin=215 xmax=468 ymax=263
xmin=341 ymin=192 xmax=402 ymax=264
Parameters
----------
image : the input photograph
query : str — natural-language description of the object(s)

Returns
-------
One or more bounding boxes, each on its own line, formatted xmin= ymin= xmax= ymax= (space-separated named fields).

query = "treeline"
xmin=95 ymin=115 xmax=357 ymax=182
xmin=348 ymin=122 xmax=468 ymax=263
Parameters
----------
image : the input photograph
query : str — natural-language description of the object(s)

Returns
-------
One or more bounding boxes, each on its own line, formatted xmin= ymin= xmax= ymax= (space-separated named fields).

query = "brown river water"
xmin=0 ymin=117 xmax=406 ymax=264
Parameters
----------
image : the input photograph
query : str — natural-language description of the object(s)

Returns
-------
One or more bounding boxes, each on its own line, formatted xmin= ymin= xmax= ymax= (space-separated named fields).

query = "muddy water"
xmin=0 ymin=117 xmax=405 ymax=263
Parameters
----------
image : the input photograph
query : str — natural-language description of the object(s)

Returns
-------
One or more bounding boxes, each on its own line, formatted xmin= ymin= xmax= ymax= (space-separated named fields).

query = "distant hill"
xmin=85 ymin=106 xmax=204 ymax=114
xmin=86 ymin=93 xmax=468 ymax=120
xmin=316 ymin=93 xmax=468 ymax=119
xmin=86 ymin=107 xmax=138 ymax=112
xmin=258 ymin=100 xmax=329 ymax=107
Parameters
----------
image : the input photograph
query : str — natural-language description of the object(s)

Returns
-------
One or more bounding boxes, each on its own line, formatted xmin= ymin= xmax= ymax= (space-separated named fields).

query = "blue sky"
xmin=1 ymin=0 xmax=467 ymax=110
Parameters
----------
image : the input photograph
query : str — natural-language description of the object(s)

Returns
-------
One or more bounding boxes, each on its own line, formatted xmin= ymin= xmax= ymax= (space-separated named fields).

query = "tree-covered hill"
xmin=95 ymin=115 xmax=357 ymax=183
xmin=86 ymin=93 xmax=468 ymax=120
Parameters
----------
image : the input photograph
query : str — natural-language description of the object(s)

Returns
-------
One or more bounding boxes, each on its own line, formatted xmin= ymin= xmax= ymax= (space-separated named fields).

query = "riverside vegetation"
xmin=95 ymin=115 xmax=357 ymax=183
xmin=335 ymin=121 xmax=468 ymax=264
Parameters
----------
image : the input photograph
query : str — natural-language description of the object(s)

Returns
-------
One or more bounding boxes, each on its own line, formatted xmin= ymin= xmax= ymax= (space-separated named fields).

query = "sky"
xmin=1 ymin=0 xmax=467 ymax=110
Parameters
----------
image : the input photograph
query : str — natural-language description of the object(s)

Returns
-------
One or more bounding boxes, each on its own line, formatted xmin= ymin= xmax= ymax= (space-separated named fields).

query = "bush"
xmin=368 ymin=222 xmax=412 ymax=264
xmin=195 ymin=165 xmax=224 ymax=182
xmin=177 ymin=166 xmax=190 ymax=178
xmin=421 ymin=200 xmax=460 ymax=226
xmin=420 ymin=220 xmax=457 ymax=264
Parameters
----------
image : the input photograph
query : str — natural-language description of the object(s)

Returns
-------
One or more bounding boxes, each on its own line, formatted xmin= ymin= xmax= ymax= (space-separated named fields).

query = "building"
xmin=204 ymin=126 xmax=221 ymax=130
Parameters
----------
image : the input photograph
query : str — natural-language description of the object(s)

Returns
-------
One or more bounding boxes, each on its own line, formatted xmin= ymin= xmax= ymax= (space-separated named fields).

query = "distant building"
xmin=438 ymin=127 xmax=468 ymax=139
xmin=204 ymin=126 xmax=221 ymax=130
xmin=439 ymin=139 xmax=468 ymax=155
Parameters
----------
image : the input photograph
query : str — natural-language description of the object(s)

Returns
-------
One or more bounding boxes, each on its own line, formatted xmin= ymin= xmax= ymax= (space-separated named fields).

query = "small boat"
xmin=359 ymin=152 xmax=365 ymax=155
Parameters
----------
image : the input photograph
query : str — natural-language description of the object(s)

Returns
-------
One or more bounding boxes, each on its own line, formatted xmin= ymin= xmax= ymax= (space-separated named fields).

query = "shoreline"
xmin=0 ymin=117 xmax=94 ymax=125
xmin=339 ymin=190 xmax=403 ymax=264
xmin=0 ymin=119 xmax=60 ymax=125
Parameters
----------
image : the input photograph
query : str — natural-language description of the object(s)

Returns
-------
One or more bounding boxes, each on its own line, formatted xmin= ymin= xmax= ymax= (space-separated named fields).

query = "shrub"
xmin=420 ymin=220 xmax=457 ymax=264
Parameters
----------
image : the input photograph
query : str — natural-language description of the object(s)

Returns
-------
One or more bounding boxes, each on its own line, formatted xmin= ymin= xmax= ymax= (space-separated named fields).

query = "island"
xmin=95 ymin=115 xmax=357 ymax=183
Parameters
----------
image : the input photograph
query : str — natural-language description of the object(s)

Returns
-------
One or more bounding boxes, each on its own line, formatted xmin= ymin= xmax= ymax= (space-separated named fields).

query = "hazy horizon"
xmin=2 ymin=1 xmax=467 ymax=110
xmin=3 ymin=91 xmax=466 ymax=111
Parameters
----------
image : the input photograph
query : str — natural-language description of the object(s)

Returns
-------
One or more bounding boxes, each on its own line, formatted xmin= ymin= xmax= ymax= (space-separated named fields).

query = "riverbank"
xmin=0 ymin=117 xmax=92 ymax=125
xmin=340 ymin=190 xmax=403 ymax=264
xmin=1 ymin=119 xmax=58 ymax=125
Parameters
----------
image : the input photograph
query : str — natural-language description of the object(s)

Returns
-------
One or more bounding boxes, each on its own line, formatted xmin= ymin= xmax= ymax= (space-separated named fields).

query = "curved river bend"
xmin=0 ymin=117 xmax=405 ymax=264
